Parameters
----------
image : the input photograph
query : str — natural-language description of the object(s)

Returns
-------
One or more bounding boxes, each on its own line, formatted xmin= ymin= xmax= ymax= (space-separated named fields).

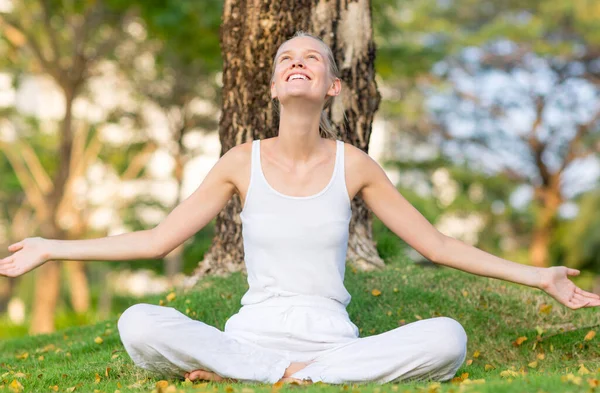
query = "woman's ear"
xmin=271 ymin=80 xmax=278 ymax=100
xmin=327 ymin=78 xmax=342 ymax=97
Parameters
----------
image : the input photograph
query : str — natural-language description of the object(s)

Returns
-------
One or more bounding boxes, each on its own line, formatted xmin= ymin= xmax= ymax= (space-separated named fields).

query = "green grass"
xmin=1 ymin=250 xmax=599 ymax=392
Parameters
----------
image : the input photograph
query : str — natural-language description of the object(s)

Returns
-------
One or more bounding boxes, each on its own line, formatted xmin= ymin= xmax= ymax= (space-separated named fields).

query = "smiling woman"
xmin=114 ymin=32 xmax=469 ymax=384
xmin=2 ymin=29 xmax=599 ymax=387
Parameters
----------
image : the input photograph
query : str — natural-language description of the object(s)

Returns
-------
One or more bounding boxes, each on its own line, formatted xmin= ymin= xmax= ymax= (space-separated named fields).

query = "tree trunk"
xmin=64 ymin=261 xmax=90 ymax=313
xmin=529 ymin=186 xmax=561 ymax=268
xmin=30 ymin=261 xmax=61 ymax=334
xmin=194 ymin=0 xmax=383 ymax=279
xmin=165 ymin=153 xmax=186 ymax=280
xmin=30 ymin=88 xmax=79 ymax=334
xmin=529 ymin=225 xmax=552 ymax=268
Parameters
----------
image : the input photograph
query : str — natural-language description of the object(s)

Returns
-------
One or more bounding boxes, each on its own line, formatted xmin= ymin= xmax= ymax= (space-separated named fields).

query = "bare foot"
xmin=183 ymin=361 xmax=312 ymax=384
xmin=184 ymin=369 xmax=237 ymax=383
xmin=278 ymin=362 xmax=312 ymax=385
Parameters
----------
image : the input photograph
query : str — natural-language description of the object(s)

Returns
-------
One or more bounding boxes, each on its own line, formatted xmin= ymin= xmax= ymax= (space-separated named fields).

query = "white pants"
xmin=117 ymin=296 xmax=467 ymax=384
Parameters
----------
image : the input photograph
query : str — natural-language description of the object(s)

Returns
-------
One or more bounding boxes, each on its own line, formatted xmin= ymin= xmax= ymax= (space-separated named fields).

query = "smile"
xmin=286 ymin=73 xmax=310 ymax=82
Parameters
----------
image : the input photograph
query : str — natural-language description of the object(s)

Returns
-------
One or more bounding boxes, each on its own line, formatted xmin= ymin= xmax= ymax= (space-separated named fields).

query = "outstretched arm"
xmin=0 ymin=143 xmax=249 ymax=277
xmin=350 ymin=146 xmax=600 ymax=309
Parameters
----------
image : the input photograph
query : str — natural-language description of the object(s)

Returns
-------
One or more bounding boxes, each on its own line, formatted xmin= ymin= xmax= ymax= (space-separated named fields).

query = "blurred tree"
xmin=387 ymin=154 xmax=532 ymax=261
xmin=0 ymin=0 xmax=155 ymax=333
xmin=124 ymin=0 xmax=222 ymax=280
xmin=191 ymin=0 xmax=383 ymax=279
xmin=429 ymin=1 xmax=600 ymax=267
xmin=372 ymin=0 xmax=600 ymax=268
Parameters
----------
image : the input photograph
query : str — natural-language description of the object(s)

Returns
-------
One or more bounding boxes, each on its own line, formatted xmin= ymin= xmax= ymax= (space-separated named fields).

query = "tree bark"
xmin=194 ymin=0 xmax=383 ymax=279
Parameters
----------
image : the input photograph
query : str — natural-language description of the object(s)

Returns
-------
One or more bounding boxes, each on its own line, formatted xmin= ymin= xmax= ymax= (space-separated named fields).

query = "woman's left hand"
xmin=538 ymin=267 xmax=600 ymax=309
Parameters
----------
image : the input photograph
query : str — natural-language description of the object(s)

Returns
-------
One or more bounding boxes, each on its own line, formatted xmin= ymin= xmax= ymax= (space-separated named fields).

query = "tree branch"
xmin=18 ymin=140 xmax=53 ymax=195
xmin=39 ymin=0 xmax=61 ymax=65
xmin=560 ymin=108 xmax=600 ymax=171
xmin=527 ymin=95 xmax=552 ymax=185
xmin=121 ymin=141 xmax=158 ymax=181
xmin=0 ymin=15 xmax=62 ymax=81
xmin=0 ymin=142 xmax=50 ymax=221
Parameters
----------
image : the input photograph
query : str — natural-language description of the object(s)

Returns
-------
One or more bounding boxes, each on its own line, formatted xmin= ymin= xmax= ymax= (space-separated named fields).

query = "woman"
xmin=2 ymin=31 xmax=599 ymax=385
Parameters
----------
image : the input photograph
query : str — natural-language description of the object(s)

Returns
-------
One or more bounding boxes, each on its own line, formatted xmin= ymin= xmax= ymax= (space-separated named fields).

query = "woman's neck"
xmin=275 ymin=102 xmax=324 ymax=163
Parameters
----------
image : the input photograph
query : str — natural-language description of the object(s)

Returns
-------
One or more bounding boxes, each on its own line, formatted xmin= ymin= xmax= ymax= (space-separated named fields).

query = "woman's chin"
xmin=278 ymin=92 xmax=323 ymax=106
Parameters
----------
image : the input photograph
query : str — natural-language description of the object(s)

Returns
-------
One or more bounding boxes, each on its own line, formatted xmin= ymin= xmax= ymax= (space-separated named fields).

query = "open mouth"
xmin=286 ymin=73 xmax=311 ymax=82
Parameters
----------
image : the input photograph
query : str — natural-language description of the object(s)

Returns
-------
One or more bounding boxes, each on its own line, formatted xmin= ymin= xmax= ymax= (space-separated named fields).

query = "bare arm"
xmin=348 ymin=145 xmax=600 ymax=308
xmin=0 ymin=143 xmax=248 ymax=276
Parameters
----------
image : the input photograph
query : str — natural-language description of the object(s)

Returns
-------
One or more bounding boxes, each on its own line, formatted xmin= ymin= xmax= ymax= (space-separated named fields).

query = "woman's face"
xmin=271 ymin=36 xmax=340 ymax=107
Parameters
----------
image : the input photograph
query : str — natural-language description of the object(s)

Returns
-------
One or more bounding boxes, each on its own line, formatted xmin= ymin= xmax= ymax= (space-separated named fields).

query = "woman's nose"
xmin=291 ymin=59 xmax=305 ymax=68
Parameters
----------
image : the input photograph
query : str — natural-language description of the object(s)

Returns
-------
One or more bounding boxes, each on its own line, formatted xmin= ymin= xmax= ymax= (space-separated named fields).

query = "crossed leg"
xmin=117 ymin=304 xmax=292 ymax=383
xmin=289 ymin=317 xmax=468 ymax=384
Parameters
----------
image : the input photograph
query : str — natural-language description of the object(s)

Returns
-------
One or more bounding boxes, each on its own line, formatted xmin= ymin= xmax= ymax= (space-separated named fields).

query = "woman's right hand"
xmin=0 ymin=237 xmax=52 ymax=277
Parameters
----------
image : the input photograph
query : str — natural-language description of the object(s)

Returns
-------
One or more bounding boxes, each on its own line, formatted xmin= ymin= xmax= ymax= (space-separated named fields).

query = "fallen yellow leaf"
xmin=562 ymin=373 xmax=582 ymax=385
xmin=8 ymin=379 xmax=23 ymax=393
xmin=535 ymin=326 xmax=545 ymax=336
xmin=66 ymin=387 xmax=76 ymax=392
xmin=156 ymin=380 xmax=169 ymax=389
xmin=537 ymin=353 xmax=545 ymax=360
xmin=94 ymin=373 xmax=101 ymax=384
xmin=450 ymin=372 xmax=469 ymax=383
xmin=473 ymin=350 xmax=480 ymax=358
xmin=579 ymin=364 xmax=591 ymax=375
xmin=513 ymin=336 xmax=528 ymax=346
xmin=528 ymin=361 xmax=538 ymax=368
xmin=584 ymin=330 xmax=596 ymax=341
xmin=461 ymin=378 xmax=485 ymax=385
xmin=484 ymin=364 xmax=495 ymax=371
xmin=462 ymin=290 xmax=469 ymax=297
xmin=166 ymin=292 xmax=176 ymax=302
xmin=588 ymin=378 xmax=600 ymax=388
xmin=371 ymin=289 xmax=381 ymax=296
xmin=500 ymin=370 xmax=520 ymax=378
xmin=94 ymin=337 xmax=103 ymax=344
xmin=50 ymin=386 xmax=58 ymax=392
xmin=466 ymin=359 xmax=473 ymax=366
xmin=539 ymin=304 xmax=552 ymax=314
xmin=15 ymin=352 xmax=28 ymax=360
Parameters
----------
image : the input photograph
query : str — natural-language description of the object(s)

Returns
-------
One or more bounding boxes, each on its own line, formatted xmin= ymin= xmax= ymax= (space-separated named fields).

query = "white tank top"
xmin=239 ymin=139 xmax=352 ymax=308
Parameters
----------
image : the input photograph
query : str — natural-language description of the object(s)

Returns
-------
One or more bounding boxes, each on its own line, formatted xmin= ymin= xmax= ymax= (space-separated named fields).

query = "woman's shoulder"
xmin=341 ymin=141 xmax=385 ymax=190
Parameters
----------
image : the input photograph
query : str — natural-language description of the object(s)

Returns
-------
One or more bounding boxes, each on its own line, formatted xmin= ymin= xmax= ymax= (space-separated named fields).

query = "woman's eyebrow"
xmin=278 ymin=49 xmax=323 ymax=57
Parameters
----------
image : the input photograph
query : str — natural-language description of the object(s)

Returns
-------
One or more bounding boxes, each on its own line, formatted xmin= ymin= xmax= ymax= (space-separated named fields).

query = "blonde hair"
xmin=271 ymin=31 xmax=340 ymax=140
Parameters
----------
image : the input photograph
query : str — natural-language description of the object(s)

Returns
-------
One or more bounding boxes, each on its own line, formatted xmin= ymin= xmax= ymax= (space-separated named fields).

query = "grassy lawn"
xmin=1 ymin=249 xmax=599 ymax=392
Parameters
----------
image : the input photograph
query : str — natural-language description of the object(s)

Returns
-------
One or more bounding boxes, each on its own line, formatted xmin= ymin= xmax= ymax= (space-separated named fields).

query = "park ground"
xmin=0 ymin=225 xmax=599 ymax=393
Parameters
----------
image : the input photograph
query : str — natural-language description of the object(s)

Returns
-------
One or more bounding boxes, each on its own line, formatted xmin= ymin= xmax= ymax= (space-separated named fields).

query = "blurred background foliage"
xmin=0 ymin=0 xmax=598 ymax=338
